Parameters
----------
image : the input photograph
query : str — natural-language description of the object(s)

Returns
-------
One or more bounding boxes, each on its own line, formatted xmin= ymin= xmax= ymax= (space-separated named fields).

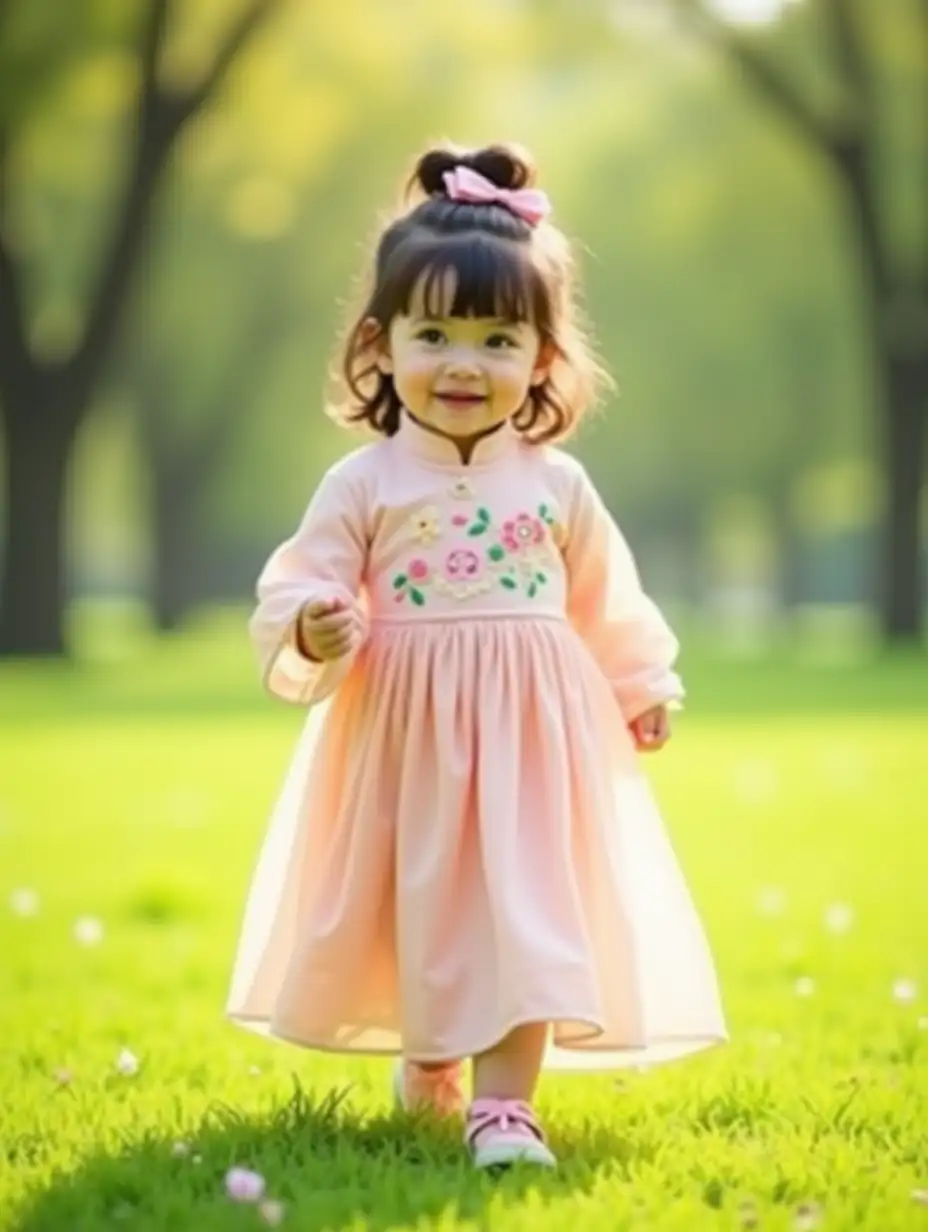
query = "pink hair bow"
xmin=442 ymin=166 xmax=551 ymax=227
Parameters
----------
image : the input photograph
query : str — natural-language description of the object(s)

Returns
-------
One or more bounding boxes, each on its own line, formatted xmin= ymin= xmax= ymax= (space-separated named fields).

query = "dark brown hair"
xmin=330 ymin=142 xmax=609 ymax=443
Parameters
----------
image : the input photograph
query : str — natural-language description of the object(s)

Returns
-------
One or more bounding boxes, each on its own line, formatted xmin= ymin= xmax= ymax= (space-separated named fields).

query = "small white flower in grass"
xmin=171 ymin=1141 xmax=190 ymax=1158
xmin=757 ymin=886 xmax=787 ymax=916
xmin=738 ymin=1198 xmax=758 ymax=1229
xmin=824 ymin=903 xmax=854 ymax=935
xmin=52 ymin=1067 xmax=73 ymax=1086
xmin=115 ymin=1048 xmax=140 ymax=1076
xmin=74 ymin=916 xmax=104 ymax=946
xmin=795 ymin=1202 xmax=822 ymax=1230
xmin=893 ymin=979 xmax=918 ymax=1004
xmin=225 ymin=1167 xmax=266 ymax=1203
xmin=192 ymin=1154 xmax=202 ymax=1165
xmin=260 ymin=1200 xmax=286 ymax=1226
xmin=10 ymin=888 xmax=40 ymax=917
xmin=912 ymin=1190 xmax=928 ymax=1206
xmin=795 ymin=976 xmax=816 ymax=998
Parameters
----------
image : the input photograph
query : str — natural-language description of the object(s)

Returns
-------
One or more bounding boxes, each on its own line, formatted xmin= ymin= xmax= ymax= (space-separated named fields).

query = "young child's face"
xmin=377 ymin=282 xmax=550 ymax=439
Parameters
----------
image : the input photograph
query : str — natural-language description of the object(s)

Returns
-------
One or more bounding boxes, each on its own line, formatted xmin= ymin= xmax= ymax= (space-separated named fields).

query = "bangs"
xmin=375 ymin=233 xmax=549 ymax=326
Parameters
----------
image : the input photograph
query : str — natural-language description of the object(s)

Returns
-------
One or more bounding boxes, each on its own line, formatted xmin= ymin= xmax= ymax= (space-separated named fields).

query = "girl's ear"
xmin=359 ymin=317 xmax=392 ymax=374
xmin=529 ymin=337 xmax=556 ymax=387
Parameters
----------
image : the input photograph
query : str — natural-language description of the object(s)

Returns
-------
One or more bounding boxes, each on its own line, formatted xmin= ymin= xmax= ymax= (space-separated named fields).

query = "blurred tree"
xmin=0 ymin=0 xmax=282 ymax=657
xmin=130 ymin=281 xmax=292 ymax=631
xmin=661 ymin=0 xmax=927 ymax=637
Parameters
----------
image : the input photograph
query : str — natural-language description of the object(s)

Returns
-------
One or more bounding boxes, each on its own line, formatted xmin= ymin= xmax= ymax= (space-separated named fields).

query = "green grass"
xmin=2 ymin=611 xmax=927 ymax=1231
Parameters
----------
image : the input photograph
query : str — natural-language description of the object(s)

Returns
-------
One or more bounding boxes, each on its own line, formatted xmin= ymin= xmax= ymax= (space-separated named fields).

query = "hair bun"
xmin=410 ymin=142 xmax=537 ymax=198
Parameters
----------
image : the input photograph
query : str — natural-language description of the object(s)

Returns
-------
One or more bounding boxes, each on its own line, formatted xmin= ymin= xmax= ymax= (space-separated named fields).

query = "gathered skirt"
xmin=227 ymin=615 xmax=727 ymax=1069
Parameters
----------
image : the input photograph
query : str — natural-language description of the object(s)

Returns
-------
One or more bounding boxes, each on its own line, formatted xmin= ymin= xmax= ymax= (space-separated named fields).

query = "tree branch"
xmin=140 ymin=0 xmax=171 ymax=99
xmin=674 ymin=0 xmax=839 ymax=156
xmin=65 ymin=0 xmax=280 ymax=431
xmin=823 ymin=0 xmax=870 ymax=111
xmin=185 ymin=294 xmax=291 ymax=475
xmin=179 ymin=0 xmax=281 ymax=124
xmin=0 ymin=132 xmax=32 ymax=410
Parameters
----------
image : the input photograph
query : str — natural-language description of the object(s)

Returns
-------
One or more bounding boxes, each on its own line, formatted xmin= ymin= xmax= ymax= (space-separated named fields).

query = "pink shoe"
xmin=393 ymin=1059 xmax=465 ymax=1117
xmin=465 ymin=1098 xmax=556 ymax=1169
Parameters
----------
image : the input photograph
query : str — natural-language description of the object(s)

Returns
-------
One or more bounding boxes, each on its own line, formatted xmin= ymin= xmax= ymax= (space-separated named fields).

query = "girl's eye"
xmin=416 ymin=328 xmax=446 ymax=345
xmin=486 ymin=333 xmax=518 ymax=350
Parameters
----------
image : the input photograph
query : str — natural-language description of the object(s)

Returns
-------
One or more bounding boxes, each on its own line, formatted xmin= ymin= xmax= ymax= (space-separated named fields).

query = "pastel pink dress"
xmin=227 ymin=414 xmax=727 ymax=1068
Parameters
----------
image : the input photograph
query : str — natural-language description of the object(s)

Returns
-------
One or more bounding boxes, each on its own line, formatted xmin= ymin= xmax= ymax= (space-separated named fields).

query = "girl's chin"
xmin=424 ymin=405 xmax=507 ymax=434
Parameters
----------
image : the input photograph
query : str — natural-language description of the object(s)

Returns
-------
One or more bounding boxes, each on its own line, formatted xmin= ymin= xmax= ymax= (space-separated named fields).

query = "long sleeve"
xmin=249 ymin=464 xmax=369 ymax=706
xmin=563 ymin=463 xmax=684 ymax=722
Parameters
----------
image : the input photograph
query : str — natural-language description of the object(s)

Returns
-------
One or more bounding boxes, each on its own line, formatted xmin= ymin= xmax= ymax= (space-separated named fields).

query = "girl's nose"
xmin=444 ymin=347 xmax=481 ymax=376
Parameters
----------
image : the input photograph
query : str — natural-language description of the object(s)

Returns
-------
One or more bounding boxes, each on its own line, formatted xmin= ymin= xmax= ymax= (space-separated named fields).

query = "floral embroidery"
xmin=392 ymin=501 xmax=560 ymax=604
xmin=408 ymin=506 xmax=442 ymax=544
xmin=449 ymin=477 xmax=475 ymax=500
xmin=434 ymin=547 xmax=494 ymax=600
xmin=501 ymin=513 xmax=545 ymax=553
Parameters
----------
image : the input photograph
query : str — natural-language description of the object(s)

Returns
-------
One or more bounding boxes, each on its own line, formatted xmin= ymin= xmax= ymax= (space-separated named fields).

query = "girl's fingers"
xmin=303 ymin=599 xmax=341 ymax=620
xmin=306 ymin=609 xmax=354 ymax=636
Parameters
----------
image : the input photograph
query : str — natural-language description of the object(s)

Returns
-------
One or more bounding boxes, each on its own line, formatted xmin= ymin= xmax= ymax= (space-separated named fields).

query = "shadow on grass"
xmin=11 ymin=1081 xmax=635 ymax=1232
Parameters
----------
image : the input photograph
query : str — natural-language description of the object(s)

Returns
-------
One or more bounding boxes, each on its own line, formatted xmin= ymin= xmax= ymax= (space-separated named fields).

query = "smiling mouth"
xmin=435 ymin=392 xmax=486 ymax=407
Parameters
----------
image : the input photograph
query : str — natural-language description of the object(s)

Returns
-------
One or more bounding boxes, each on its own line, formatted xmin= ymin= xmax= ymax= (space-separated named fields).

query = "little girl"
xmin=227 ymin=142 xmax=726 ymax=1169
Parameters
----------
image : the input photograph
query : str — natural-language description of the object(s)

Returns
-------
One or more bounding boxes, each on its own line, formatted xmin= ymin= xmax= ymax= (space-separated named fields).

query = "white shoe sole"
xmin=472 ymin=1136 xmax=557 ymax=1169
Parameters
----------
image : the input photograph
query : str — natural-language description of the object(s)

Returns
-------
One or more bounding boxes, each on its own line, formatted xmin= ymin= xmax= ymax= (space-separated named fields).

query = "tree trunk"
xmin=880 ymin=348 xmax=927 ymax=640
xmin=770 ymin=487 xmax=805 ymax=613
xmin=151 ymin=461 xmax=199 ymax=632
xmin=0 ymin=402 xmax=76 ymax=656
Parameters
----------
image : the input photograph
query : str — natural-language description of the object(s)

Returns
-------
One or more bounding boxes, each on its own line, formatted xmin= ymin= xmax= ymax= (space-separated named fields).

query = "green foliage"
xmin=4 ymin=0 xmax=921 ymax=588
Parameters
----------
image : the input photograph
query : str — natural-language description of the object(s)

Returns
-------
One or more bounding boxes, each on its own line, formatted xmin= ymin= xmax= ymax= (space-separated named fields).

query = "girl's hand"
xmin=296 ymin=599 xmax=355 ymax=662
xmin=629 ymin=703 xmax=671 ymax=752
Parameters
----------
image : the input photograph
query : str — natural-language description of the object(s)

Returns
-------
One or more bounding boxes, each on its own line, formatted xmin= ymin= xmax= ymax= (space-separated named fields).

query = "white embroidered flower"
xmin=433 ymin=574 xmax=494 ymax=601
xmin=408 ymin=506 xmax=442 ymax=544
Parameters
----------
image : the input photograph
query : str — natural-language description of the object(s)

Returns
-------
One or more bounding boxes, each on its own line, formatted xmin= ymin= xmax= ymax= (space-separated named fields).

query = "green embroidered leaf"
xmin=393 ymin=574 xmax=407 ymax=589
xmin=500 ymin=576 xmax=518 ymax=590
xmin=528 ymin=582 xmax=538 ymax=598
xmin=409 ymin=588 xmax=426 ymax=606
xmin=538 ymin=503 xmax=550 ymax=520
xmin=468 ymin=523 xmax=488 ymax=536
xmin=535 ymin=572 xmax=547 ymax=584
xmin=477 ymin=506 xmax=491 ymax=523
xmin=488 ymin=544 xmax=506 ymax=562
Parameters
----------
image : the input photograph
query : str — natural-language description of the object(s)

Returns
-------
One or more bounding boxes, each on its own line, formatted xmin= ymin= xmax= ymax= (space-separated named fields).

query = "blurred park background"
xmin=3 ymin=5 xmax=928 ymax=1228
xmin=0 ymin=0 xmax=925 ymax=661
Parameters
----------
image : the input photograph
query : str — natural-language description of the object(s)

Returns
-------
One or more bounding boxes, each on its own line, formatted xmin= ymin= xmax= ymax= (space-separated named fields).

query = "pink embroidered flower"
xmin=501 ymin=513 xmax=545 ymax=553
xmin=443 ymin=548 xmax=484 ymax=581
xmin=408 ymin=558 xmax=430 ymax=582
xmin=451 ymin=513 xmax=469 ymax=527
